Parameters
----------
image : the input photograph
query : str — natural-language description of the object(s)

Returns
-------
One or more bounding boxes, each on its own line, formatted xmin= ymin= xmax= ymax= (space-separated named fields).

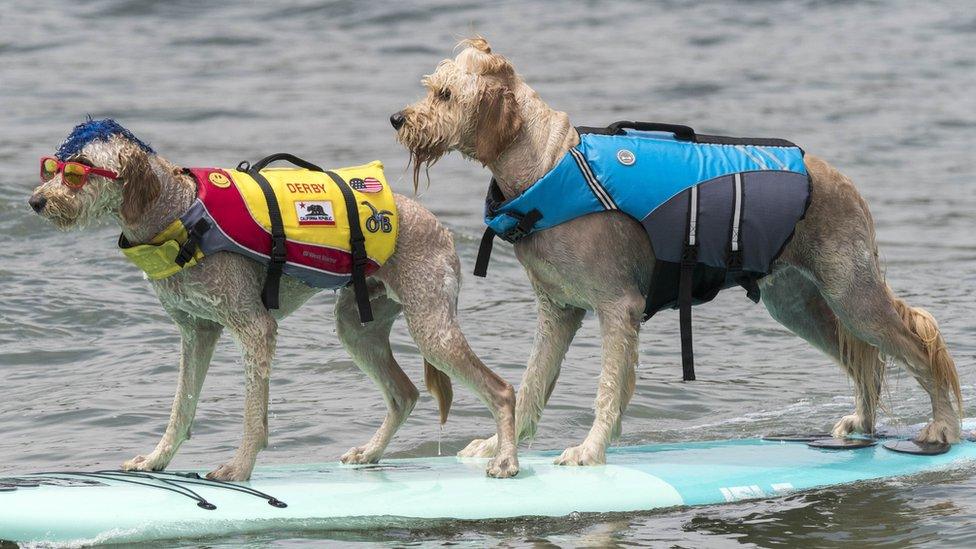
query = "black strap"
xmin=679 ymin=186 xmax=699 ymax=382
xmin=174 ymin=218 xmax=211 ymax=267
xmin=679 ymin=248 xmax=696 ymax=382
xmin=473 ymin=227 xmax=496 ymax=278
xmin=607 ymin=121 xmax=696 ymax=141
xmin=248 ymin=153 xmax=324 ymax=173
xmin=579 ymin=121 xmax=799 ymax=148
xmin=324 ymin=170 xmax=373 ymax=323
xmin=235 ymin=154 xmax=321 ymax=310
xmin=245 ymin=168 xmax=286 ymax=310
xmin=474 ymin=208 xmax=542 ymax=277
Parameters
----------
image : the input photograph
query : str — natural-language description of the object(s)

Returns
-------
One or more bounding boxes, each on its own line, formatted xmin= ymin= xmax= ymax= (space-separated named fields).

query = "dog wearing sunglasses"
xmin=27 ymin=119 xmax=519 ymax=480
xmin=392 ymin=38 xmax=962 ymax=465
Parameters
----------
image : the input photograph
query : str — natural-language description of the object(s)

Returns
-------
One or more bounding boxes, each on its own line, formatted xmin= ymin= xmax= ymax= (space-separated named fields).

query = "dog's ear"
xmin=456 ymin=37 xmax=514 ymax=78
xmin=118 ymin=144 xmax=161 ymax=225
xmin=474 ymin=84 xmax=523 ymax=165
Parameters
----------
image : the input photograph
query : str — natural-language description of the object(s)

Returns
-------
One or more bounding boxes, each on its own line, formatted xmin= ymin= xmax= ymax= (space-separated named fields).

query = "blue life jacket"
xmin=475 ymin=122 xmax=811 ymax=380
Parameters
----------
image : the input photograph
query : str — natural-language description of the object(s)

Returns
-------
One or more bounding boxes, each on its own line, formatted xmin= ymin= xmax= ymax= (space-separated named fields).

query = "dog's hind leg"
xmin=555 ymin=291 xmax=643 ymax=466
xmin=388 ymin=260 xmax=519 ymax=478
xmin=784 ymin=157 xmax=961 ymax=443
xmin=382 ymin=195 xmax=517 ymax=477
xmin=335 ymin=281 xmax=419 ymax=464
xmin=761 ymin=267 xmax=883 ymax=437
xmin=123 ymin=313 xmax=222 ymax=472
xmin=206 ymin=308 xmax=278 ymax=481
xmin=820 ymin=280 xmax=961 ymax=444
xmin=459 ymin=294 xmax=584 ymax=458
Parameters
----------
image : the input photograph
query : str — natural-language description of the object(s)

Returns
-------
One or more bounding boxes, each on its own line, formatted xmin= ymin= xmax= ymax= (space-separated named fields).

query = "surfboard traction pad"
xmin=763 ymin=431 xmax=952 ymax=455
xmin=883 ymin=440 xmax=951 ymax=456
xmin=807 ymin=438 xmax=878 ymax=450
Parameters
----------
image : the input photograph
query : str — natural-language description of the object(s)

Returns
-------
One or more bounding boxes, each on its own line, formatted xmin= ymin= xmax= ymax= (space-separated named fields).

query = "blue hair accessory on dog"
xmin=56 ymin=118 xmax=155 ymax=160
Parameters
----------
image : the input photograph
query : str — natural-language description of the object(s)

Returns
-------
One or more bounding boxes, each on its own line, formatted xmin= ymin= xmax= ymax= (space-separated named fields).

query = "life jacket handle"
xmin=244 ymin=153 xmax=325 ymax=173
xmin=608 ymin=121 xmax=696 ymax=142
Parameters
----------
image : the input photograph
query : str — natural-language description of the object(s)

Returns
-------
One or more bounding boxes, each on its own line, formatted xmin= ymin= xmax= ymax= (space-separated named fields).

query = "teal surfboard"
xmin=3 ymin=427 xmax=975 ymax=546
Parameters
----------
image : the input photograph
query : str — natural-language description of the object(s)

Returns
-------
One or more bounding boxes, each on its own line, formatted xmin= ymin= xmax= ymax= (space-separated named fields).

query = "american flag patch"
xmin=349 ymin=176 xmax=383 ymax=193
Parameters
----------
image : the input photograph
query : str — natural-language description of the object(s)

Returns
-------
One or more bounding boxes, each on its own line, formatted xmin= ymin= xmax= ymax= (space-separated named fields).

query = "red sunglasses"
xmin=40 ymin=156 xmax=119 ymax=189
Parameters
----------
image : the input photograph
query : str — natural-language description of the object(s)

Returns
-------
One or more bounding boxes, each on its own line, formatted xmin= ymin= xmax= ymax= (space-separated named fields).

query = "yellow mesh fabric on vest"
xmin=119 ymin=219 xmax=204 ymax=279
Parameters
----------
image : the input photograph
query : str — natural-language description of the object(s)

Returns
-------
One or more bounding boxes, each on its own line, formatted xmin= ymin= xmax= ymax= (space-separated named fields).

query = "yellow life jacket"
xmin=119 ymin=157 xmax=398 ymax=320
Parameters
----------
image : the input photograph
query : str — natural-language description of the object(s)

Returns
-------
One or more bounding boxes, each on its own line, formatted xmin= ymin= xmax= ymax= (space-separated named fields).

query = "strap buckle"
xmin=270 ymin=235 xmax=287 ymax=264
xmin=174 ymin=241 xmax=196 ymax=267
xmin=350 ymin=236 xmax=368 ymax=267
xmin=174 ymin=219 xmax=211 ymax=267
xmin=501 ymin=225 xmax=529 ymax=242
xmin=499 ymin=208 xmax=543 ymax=243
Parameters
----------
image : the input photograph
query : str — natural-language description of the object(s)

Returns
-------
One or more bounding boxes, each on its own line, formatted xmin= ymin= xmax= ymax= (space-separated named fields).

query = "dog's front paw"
xmin=554 ymin=443 xmax=605 ymax=466
xmin=486 ymin=450 xmax=519 ymax=478
xmin=340 ymin=445 xmax=382 ymax=465
xmin=916 ymin=419 xmax=961 ymax=444
xmin=831 ymin=414 xmax=873 ymax=438
xmin=122 ymin=452 xmax=167 ymax=472
xmin=458 ymin=435 xmax=498 ymax=458
xmin=206 ymin=461 xmax=253 ymax=481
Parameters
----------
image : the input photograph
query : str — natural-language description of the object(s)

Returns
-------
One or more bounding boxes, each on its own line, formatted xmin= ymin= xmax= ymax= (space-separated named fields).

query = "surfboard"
xmin=3 ymin=426 xmax=975 ymax=546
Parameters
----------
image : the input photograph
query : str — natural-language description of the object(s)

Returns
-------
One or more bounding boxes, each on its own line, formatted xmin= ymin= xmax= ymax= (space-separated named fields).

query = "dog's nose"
xmin=28 ymin=194 xmax=47 ymax=213
xmin=390 ymin=111 xmax=406 ymax=130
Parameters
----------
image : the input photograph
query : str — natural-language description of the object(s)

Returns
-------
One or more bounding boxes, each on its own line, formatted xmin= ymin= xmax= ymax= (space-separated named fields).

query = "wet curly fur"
xmin=393 ymin=38 xmax=963 ymax=465
xmin=29 ymin=120 xmax=520 ymax=480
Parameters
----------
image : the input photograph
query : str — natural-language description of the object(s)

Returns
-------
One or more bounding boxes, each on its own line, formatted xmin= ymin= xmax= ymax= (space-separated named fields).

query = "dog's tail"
xmin=892 ymin=298 xmax=963 ymax=415
xmin=424 ymin=359 xmax=453 ymax=424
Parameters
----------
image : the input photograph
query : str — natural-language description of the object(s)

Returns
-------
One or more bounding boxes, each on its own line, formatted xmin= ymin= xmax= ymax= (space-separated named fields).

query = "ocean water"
xmin=1 ymin=0 xmax=974 ymax=546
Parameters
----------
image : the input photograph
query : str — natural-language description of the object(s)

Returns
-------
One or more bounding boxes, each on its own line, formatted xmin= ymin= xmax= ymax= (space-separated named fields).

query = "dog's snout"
xmin=28 ymin=194 xmax=47 ymax=213
xmin=390 ymin=111 xmax=406 ymax=130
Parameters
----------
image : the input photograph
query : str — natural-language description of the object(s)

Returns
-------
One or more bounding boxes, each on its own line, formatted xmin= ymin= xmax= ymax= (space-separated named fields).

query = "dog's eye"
xmin=438 ymin=88 xmax=452 ymax=101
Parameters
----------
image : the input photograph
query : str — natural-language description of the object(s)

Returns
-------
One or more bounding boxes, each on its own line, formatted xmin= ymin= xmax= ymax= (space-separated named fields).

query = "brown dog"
xmin=393 ymin=38 xmax=962 ymax=466
xmin=28 ymin=119 xmax=520 ymax=480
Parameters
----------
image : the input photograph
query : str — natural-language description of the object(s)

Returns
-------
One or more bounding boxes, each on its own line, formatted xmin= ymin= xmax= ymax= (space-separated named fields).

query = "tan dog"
xmin=28 ymin=119 xmax=519 ymax=480
xmin=392 ymin=38 xmax=962 ymax=466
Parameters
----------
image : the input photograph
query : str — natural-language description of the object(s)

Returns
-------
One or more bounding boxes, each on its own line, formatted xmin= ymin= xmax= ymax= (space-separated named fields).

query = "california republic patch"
xmin=295 ymin=200 xmax=336 ymax=226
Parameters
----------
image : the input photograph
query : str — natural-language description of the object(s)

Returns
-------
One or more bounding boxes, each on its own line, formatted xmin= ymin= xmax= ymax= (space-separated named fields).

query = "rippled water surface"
xmin=1 ymin=1 xmax=975 ymax=546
